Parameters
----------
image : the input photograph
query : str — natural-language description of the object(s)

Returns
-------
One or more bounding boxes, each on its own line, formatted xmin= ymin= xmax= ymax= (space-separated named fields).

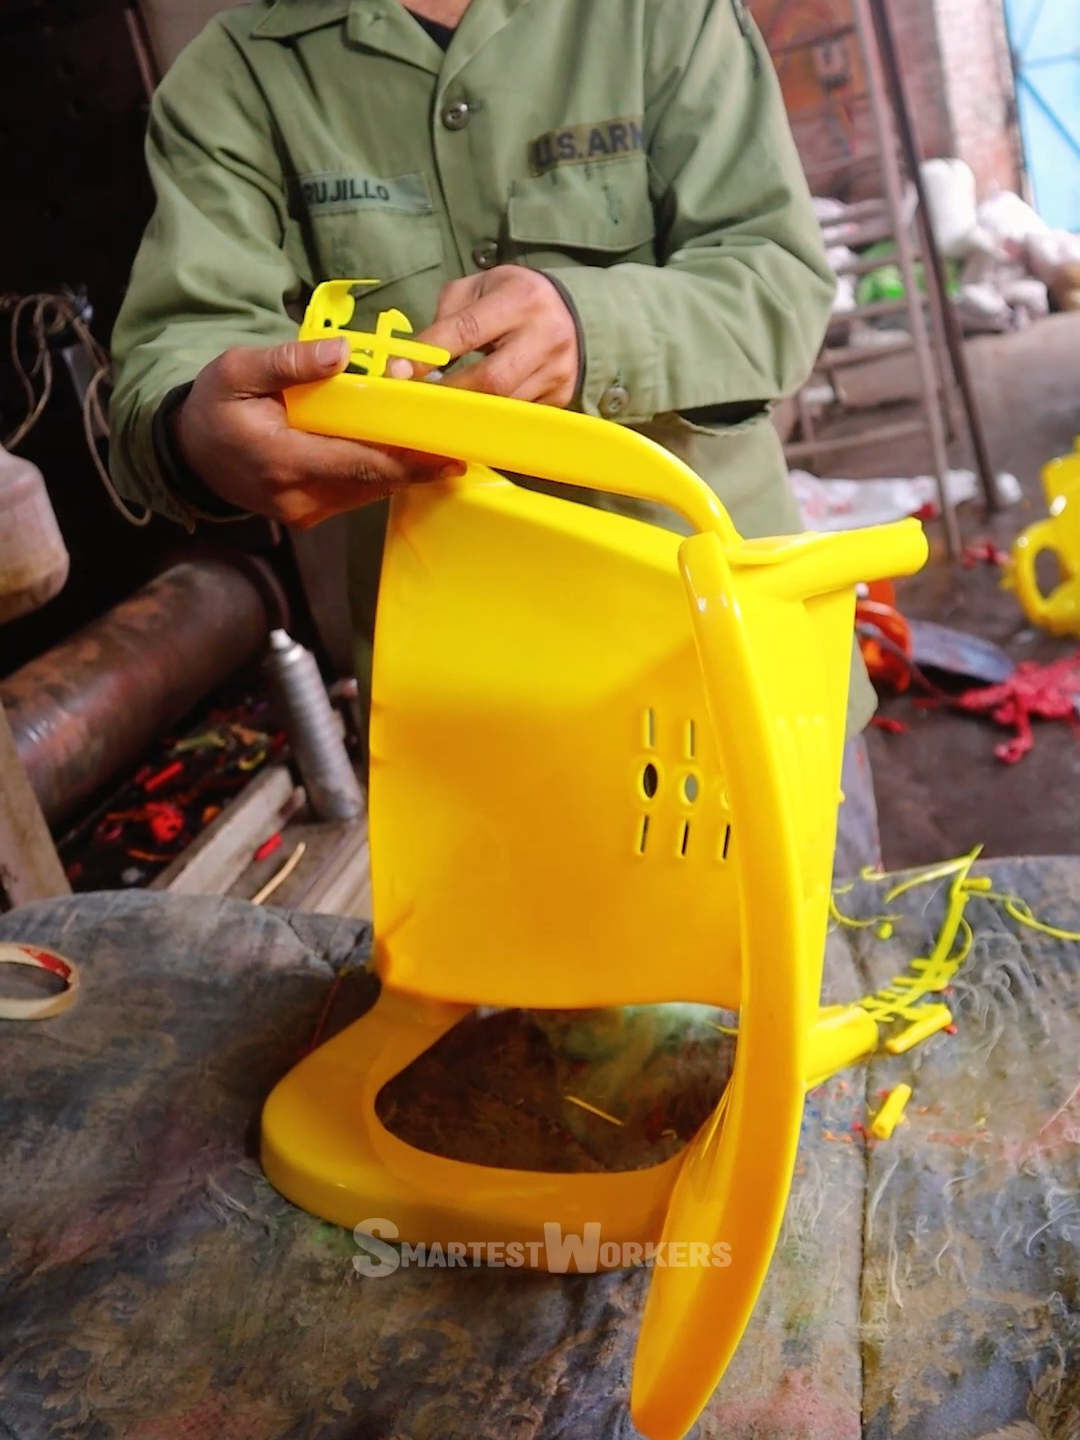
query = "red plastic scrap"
xmin=870 ymin=715 xmax=908 ymax=734
xmin=959 ymin=651 xmax=1080 ymax=764
xmin=960 ymin=539 xmax=1011 ymax=570
xmin=147 ymin=803 xmax=185 ymax=844
xmin=144 ymin=759 xmax=184 ymax=793
xmin=254 ymin=832 xmax=283 ymax=863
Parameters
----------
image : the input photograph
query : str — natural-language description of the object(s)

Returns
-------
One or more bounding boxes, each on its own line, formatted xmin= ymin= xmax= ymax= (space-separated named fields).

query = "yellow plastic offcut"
xmin=1007 ymin=438 xmax=1080 ymax=635
xmin=870 ymin=1083 xmax=913 ymax=1140
xmin=261 ymin=284 xmax=928 ymax=1440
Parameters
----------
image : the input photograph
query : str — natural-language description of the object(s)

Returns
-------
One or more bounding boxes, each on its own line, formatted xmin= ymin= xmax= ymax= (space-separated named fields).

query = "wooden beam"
xmin=0 ymin=700 xmax=70 ymax=908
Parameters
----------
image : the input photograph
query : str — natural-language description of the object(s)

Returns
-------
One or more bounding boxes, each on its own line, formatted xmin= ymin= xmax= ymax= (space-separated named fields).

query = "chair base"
xmin=261 ymin=983 xmax=685 ymax=1265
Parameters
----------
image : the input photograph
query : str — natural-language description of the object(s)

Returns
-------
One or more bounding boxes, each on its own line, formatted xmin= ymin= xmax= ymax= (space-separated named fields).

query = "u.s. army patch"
xmin=527 ymin=116 xmax=645 ymax=178
xmin=297 ymin=170 xmax=433 ymax=217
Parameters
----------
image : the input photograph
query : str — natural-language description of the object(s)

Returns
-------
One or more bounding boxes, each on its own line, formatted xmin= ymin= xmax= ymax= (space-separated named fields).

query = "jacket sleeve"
xmin=546 ymin=0 xmax=835 ymax=423
xmin=108 ymin=19 xmax=301 ymax=525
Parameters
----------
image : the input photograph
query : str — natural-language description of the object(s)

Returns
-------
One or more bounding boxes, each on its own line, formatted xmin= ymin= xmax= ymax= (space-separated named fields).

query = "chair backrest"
xmin=283 ymin=349 xmax=928 ymax=1015
xmin=369 ymin=470 xmax=747 ymax=1010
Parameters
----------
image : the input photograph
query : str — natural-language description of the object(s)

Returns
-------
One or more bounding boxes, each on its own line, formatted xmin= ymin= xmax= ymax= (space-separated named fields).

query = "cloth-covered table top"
xmin=2 ymin=857 xmax=1079 ymax=1439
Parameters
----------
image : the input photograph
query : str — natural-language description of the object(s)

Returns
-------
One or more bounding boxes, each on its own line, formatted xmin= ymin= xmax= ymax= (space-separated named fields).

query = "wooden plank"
xmin=815 ymin=334 xmax=915 ymax=370
xmin=151 ymin=764 xmax=298 ymax=896
xmin=224 ymin=805 xmax=371 ymax=921
xmin=292 ymin=816 xmax=372 ymax=921
xmin=828 ymin=297 xmax=925 ymax=326
xmin=0 ymin=700 xmax=70 ymax=908
xmin=783 ymin=416 xmax=927 ymax=462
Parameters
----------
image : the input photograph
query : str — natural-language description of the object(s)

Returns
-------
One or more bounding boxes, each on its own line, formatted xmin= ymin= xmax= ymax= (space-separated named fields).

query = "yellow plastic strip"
xmin=883 ymin=847 xmax=983 ymax=903
xmin=979 ymin=892 xmax=1080 ymax=943
xmin=829 ymin=894 xmax=894 ymax=931
xmin=252 ymin=840 xmax=307 ymax=906
xmin=563 ymin=1095 xmax=624 ymax=1127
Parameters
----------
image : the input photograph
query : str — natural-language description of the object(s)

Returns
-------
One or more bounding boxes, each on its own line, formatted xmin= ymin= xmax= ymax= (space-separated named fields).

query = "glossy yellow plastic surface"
xmin=1008 ymin=439 xmax=1080 ymax=635
xmin=262 ymin=289 xmax=927 ymax=1440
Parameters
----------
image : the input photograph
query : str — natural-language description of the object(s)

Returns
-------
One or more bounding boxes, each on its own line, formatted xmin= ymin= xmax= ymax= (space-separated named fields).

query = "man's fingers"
xmin=218 ymin=337 xmax=351 ymax=398
xmin=438 ymin=342 xmax=534 ymax=399
xmin=412 ymin=287 xmax=526 ymax=364
xmin=432 ymin=275 xmax=485 ymax=323
xmin=507 ymin=362 xmax=571 ymax=406
xmin=273 ymin=427 xmax=462 ymax=492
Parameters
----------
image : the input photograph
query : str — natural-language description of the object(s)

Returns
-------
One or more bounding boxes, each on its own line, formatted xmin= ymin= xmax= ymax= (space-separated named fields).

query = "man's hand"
xmin=173 ymin=338 xmax=462 ymax=529
xmin=391 ymin=266 xmax=579 ymax=407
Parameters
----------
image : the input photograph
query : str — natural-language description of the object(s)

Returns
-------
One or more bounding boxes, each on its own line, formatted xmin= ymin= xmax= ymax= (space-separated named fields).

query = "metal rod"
xmin=851 ymin=0 xmax=961 ymax=554
xmin=867 ymin=0 xmax=1000 ymax=513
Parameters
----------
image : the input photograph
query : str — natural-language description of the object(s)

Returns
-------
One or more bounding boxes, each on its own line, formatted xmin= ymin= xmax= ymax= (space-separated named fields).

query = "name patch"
xmin=527 ymin=116 xmax=645 ymax=177
xmin=297 ymin=170 xmax=433 ymax=216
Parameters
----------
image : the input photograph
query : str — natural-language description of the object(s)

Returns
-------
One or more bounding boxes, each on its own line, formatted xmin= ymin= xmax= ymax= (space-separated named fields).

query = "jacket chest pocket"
xmin=296 ymin=169 xmax=446 ymax=322
xmin=506 ymin=157 xmax=656 ymax=269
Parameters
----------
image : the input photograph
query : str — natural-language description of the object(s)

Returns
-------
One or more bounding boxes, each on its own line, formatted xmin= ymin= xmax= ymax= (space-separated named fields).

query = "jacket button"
xmin=472 ymin=240 xmax=500 ymax=270
xmin=441 ymin=100 xmax=471 ymax=130
xmin=599 ymin=384 xmax=629 ymax=418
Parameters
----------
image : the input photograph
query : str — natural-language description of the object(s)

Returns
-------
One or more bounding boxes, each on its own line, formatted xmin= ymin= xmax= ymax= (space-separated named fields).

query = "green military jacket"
xmin=110 ymin=0 xmax=874 ymax=730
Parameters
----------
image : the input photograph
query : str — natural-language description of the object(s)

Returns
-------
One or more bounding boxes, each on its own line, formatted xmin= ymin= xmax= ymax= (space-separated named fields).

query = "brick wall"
xmin=932 ymin=0 xmax=1021 ymax=195
xmin=752 ymin=0 xmax=1020 ymax=200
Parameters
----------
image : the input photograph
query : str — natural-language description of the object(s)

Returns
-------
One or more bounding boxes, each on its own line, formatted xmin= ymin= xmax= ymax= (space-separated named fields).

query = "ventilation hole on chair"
xmin=641 ymin=762 xmax=659 ymax=799
xmin=721 ymin=824 xmax=732 ymax=860
xmin=686 ymin=719 xmax=696 ymax=758
xmin=638 ymin=815 xmax=650 ymax=854
xmin=682 ymin=774 xmax=699 ymax=804
xmin=645 ymin=708 xmax=656 ymax=748
xmin=679 ymin=821 xmax=690 ymax=857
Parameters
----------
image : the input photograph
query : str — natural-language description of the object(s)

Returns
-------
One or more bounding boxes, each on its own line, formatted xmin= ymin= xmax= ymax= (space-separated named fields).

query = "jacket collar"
xmin=252 ymin=0 xmax=535 ymax=86
xmin=251 ymin=0 xmax=352 ymax=40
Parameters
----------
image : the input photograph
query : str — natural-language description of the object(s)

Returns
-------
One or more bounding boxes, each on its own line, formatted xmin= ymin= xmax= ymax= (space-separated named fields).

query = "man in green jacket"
xmin=110 ymin=0 xmax=879 ymax=863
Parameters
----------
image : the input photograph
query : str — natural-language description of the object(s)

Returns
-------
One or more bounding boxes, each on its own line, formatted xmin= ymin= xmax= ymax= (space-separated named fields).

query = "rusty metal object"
xmin=0 ymin=557 xmax=286 ymax=826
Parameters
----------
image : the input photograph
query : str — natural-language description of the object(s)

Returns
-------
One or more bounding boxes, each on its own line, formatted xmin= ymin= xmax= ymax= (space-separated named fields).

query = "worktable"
xmin=2 ymin=857 xmax=1079 ymax=1439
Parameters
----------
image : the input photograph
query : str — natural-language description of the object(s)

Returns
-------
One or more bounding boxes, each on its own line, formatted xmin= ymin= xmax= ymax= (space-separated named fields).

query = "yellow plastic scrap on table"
xmin=1006 ymin=437 xmax=1080 ymax=635
xmin=260 ymin=281 xmax=929 ymax=1440
xmin=826 ymin=848 xmax=984 ymax=1066
xmin=871 ymin=1083 xmax=913 ymax=1140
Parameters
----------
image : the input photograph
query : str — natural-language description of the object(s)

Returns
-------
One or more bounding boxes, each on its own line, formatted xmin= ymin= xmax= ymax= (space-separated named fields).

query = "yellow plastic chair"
xmin=1007 ymin=438 xmax=1080 ymax=635
xmin=261 ymin=286 xmax=927 ymax=1440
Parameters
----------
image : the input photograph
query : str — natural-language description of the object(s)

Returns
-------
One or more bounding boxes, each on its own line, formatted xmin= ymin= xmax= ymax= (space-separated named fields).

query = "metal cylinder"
xmin=0 ymin=558 xmax=280 ymax=825
xmin=266 ymin=629 xmax=363 ymax=821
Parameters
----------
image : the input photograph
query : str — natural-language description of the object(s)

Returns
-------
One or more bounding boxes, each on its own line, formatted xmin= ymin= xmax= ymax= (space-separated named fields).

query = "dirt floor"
xmin=811 ymin=310 xmax=1080 ymax=869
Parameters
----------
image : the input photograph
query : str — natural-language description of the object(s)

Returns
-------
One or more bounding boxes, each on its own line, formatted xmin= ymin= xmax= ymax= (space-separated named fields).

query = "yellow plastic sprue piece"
xmin=297 ymin=278 xmax=450 ymax=377
xmin=261 ymin=283 xmax=928 ymax=1440
xmin=1006 ymin=438 xmax=1080 ymax=635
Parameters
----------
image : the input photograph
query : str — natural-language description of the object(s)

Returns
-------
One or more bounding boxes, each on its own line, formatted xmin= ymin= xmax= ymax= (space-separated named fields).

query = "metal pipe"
xmin=0 ymin=557 xmax=284 ymax=825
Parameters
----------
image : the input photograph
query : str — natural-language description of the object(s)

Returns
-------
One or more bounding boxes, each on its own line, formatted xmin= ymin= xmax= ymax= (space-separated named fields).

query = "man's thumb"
xmin=246 ymin=337 xmax=350 ymax=394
